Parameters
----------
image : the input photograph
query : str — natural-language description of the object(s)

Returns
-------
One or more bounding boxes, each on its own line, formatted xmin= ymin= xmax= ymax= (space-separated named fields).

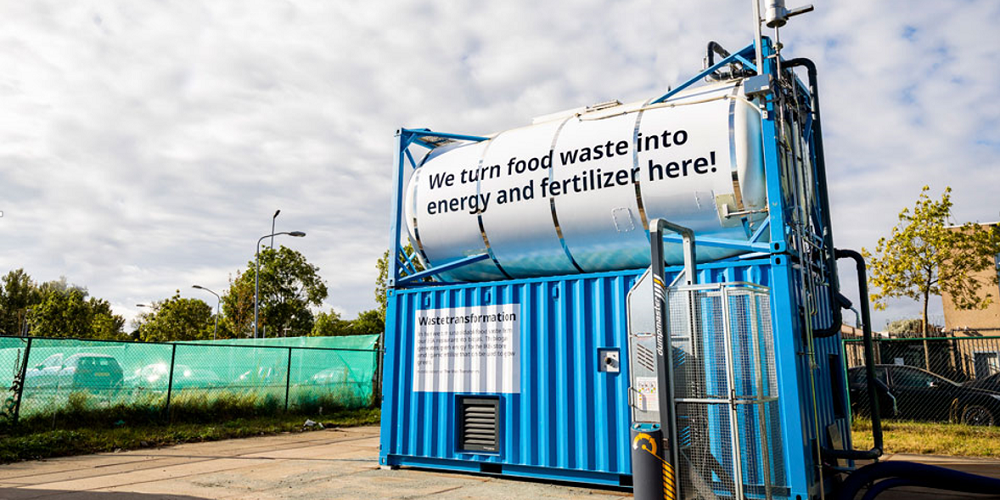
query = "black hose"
xmin=784 ymin=58 xmax=843 ymax=338
xmin=707 ymin=41 xmax=730 ymax=66
xmin=706 ymin=41 xmax=731 ymax=80
xmin=860 ymin=478 xmax=912 ymax=500
xmin=838 ymin=461 xmax=1000 ymax=500
xmin=822 ymin=249 xmax=882 ymax=461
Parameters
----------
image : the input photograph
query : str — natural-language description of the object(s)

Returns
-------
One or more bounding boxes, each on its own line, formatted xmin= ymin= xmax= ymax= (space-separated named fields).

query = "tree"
xmin=864 ymin=186 xmax=1000 ymax=367
xmin=312 ymin=308 xmax=384 ymax=337
xmin=351 ymin=309 xmax=384 ymax=335
xmin=29 ymin=287 xmax=91 ymax=338
xmin=87 ymin=297 xmax=127 ymax=340
xmin=0 ymin=270 xmax=125 ymax=339
xmin=311 ymin=309 xmax=352 ymax=336
xmin=134 ymin=291 xmax=214 ymax=342
xmin=0 ymin=269 xmax=41 ymax=335
xmin=226 ymin=245 xmax=328 ymax=337
xmin=886 ymin=318 xmax=942 ymax=339
xmin=375 ymin=244 xmax=423 ymax=321
xmin=27 ymin=280 xmax=125 ymax=340
xmin=221 ymin=270 xmax=255 ymax=338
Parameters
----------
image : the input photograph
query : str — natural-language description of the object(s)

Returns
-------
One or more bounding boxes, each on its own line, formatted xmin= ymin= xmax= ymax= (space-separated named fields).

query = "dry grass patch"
xmin=852 ymin=418 xmax=1000 ymax=458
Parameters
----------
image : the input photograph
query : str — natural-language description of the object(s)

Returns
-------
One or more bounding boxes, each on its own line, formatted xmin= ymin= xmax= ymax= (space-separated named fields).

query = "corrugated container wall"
xmin=378 ymin=260 xmax=823 ymax=486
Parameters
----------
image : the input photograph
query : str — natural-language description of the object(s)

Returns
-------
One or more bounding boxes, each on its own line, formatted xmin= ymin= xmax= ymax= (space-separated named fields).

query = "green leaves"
xmin=222 ymin=245 xmax=329 ymax=338
xmin=311 ymin=308 xmax=383 ymax=337
xmin=134 ymin=291 xmax=214 ymax=342
xmin=0 ymin=270 xmax=127 ymax=339
xmin=2 ymin=240 xmax=389 ymax=341
xmin=374 ymin=244 xmax=423 ymax=322
xmin=864 ymin=186 xmax=1000 ymax=335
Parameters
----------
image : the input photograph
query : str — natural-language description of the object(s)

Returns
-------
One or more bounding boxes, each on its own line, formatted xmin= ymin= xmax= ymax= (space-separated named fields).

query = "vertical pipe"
xmin=837 ymin=249 xmax=883 ymax=454
xmin=285 ymin=347 xmax=293 ymax=412
xmin=164 ymin=344 xmax=177 ymax=421
xmin=752 ymin=0 xmax=764 ymax=72
xmin=11 ymin=337 xmax=32 ymax=427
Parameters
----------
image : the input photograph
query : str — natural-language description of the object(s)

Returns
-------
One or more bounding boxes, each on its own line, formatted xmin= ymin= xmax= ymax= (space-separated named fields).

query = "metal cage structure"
xmin=380 ymin=38 xmax=852 ymax=499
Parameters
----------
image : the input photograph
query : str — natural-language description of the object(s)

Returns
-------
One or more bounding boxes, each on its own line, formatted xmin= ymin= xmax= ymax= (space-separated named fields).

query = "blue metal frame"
xmin=651 ymin=42 xmax=758 ymax=104
xmin=387 ymin=128 xmax=489 ymax=288
xmin=382 ymin=37 xmax=844 ymax=499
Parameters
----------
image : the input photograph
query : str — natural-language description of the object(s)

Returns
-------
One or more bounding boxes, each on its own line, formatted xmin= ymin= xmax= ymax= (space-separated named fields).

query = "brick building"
xmin=941 ymin=222 xmax=1000 ymax=336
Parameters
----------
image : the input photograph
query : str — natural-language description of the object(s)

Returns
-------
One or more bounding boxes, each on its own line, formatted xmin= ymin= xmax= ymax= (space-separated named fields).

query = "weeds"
xmin=0 ymin=407 xmax=381 ymax=464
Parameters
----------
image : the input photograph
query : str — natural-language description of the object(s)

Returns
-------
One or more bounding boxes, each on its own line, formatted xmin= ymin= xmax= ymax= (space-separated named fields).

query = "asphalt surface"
xmin=0 ymin=425 xmax=998 ymax=499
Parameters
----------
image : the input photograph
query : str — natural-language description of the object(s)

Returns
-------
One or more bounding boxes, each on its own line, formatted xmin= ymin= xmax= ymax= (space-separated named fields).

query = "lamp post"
xmin=192 ymin=285 xmax=221 ymax=341
xmin=21 ymin=308 xmax=32 ymax=337
xmin=135 ymin=303 xmax=150 ymax=342
xmin=254 ymin=230 xmax=306 ymax=339
xmin=271 ymin=210 xmax=281 ymax=249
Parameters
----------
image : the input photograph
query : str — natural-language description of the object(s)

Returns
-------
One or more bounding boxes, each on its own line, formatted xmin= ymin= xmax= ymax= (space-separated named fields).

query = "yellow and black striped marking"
xmin=662 ymin=461 xmax=676 ymax=500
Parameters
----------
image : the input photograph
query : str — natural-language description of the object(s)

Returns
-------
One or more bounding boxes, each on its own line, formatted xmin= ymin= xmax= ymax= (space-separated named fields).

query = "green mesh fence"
xmin=0 ymin=335 xmax=379 ymax=429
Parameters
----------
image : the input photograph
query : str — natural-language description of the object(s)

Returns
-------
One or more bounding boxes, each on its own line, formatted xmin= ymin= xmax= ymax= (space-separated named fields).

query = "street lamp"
xmin=192 ymin=285 xmax=221 ymax=341
xmin=21 ymin=308 xmax=32 ymax=337
xmin=271 ymin=210 xmax=281 ymax=249
xmin=254 ymin=230 xmax=306 ymax=339
xmin=135 ymin=304 xmax=151 ymax=342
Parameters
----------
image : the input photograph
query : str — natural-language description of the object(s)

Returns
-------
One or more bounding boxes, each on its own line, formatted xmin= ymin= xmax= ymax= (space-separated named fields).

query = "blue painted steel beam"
xmin=401 ymin=248 xmax=419 ymax=274
xmin=660 ymin=233 xmax=771 ymax=252
xmin=404 ymin=149 xmax=418 ymax=169
xmin=750 ymin=219 xmax=771 ymax=244
xmin=402 ymin=128 xmax=490 ymax=143
xmin=387 ymin=130 xmax=407 ymax=288
xmin=733 ymin=54 xmax=758 ymax=73
xmin=398 ymin=253 xmax=490 ymax=285
xmin=398 ymin=244 xmax=417 ymax=275
xmin=757 ymin=38 xmax=788 ymax=253
xmin=651 ymin=42 xmax=756 ymax=104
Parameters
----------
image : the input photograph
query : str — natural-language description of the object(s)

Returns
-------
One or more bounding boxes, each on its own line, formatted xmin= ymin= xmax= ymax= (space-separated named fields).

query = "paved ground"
xmin=0 ymin=426 xmax=629 ymax=500
xmin=0 ymin=426 xmax=998 ymax=499
xmin=863 ymin=453 xmax=1000 ymax=499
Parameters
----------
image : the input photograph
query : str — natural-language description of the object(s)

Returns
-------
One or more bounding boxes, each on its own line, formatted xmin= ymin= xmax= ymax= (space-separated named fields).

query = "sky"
xmin=0 ymin=1 xmax=997 ymax=331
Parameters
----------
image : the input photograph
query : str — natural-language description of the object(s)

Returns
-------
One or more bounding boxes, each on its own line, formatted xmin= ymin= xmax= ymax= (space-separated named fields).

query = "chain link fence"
xmin=0 ymin=335 xmax=379 ymax=431
xmin=843 ymin=336 xmax=1000 ymax=426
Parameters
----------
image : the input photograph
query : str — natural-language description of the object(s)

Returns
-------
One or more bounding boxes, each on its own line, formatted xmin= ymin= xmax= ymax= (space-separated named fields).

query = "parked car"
xmin=236 ymin=366 xmax=280 ymax=386
xmin=848 ymin=365 xmax=1000 ymax=426
xmin=309 ymin=367 xmax=352 ymax=386
xmin=964 ymin=372 xmax=1000 ymax=392
xmin=23 ymin=353 xmax=123 ymax=392
xmin=126 ymin=363 xmax=223 ymax=390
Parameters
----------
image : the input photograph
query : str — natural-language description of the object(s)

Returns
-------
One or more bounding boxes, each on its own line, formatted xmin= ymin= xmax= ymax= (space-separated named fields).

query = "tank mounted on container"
xmin=405 ymin=82 xmax=767 ymax=282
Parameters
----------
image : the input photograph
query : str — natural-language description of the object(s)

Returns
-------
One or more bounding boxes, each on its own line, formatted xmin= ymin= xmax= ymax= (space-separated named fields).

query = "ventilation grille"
xmin=635 ymin=343 xmax=656 ymax=372
xmin=458 ymin=397 xmax=499 ymax=453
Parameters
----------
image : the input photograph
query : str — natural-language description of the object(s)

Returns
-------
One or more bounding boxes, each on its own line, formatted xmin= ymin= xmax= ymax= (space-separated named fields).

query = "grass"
xmin=0 ymin=406 xmax=380 ymax=464
xmin=852 ymin=417 xmax=1000 ymax=458
xmin=8 ymin=383 xmax=371 ymax=433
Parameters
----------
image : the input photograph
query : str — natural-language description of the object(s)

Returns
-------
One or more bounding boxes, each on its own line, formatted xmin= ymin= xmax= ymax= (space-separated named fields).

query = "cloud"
xmin=0 ymin=0 xmax=996 ymax=331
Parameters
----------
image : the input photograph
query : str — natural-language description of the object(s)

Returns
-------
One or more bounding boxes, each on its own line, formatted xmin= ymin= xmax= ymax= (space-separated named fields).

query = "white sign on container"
xmin=413 ymin=303 xmax=520 ymax=393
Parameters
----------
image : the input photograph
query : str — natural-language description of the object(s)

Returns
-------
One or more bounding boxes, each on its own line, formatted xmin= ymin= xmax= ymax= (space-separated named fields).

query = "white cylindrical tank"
xmin=404 ymin=81 xmax=767 ymax=282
